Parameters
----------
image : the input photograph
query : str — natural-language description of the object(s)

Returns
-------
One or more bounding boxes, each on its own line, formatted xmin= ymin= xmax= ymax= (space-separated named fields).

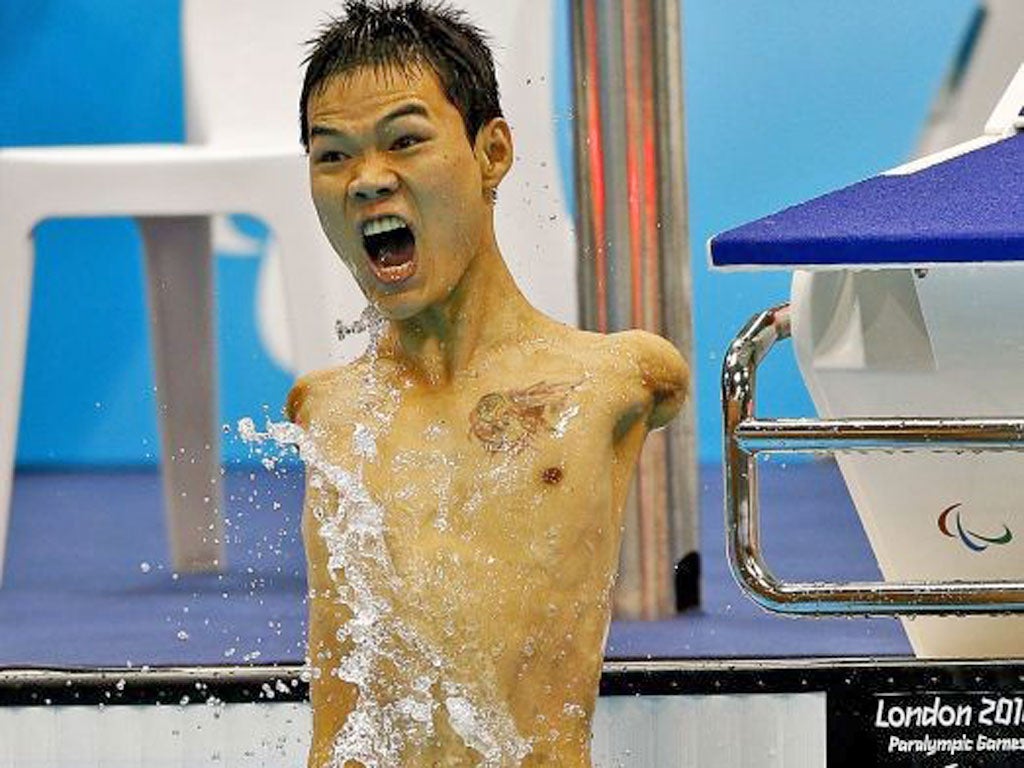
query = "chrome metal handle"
xmin=722 ymin=303 xmax=1024 ymax=615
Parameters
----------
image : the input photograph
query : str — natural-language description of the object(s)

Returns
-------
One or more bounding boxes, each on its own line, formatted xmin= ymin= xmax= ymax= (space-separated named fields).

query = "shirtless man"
xmin=287 ymin=2 xmax=688 ymax=766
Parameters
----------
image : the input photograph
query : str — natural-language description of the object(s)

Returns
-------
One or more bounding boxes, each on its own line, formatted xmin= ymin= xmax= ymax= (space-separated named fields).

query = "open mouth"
xmin=361 ymin=215 xmax=417 ymax=284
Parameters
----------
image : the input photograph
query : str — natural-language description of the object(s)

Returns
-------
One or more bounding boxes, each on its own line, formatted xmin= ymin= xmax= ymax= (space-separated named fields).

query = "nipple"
xmin=541 ymin=467 xmax=564 ymax=485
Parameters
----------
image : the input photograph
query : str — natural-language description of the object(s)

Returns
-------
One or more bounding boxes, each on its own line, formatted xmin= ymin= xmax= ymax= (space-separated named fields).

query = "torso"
xmin=294 ymin=324 xmax=666 ymax=767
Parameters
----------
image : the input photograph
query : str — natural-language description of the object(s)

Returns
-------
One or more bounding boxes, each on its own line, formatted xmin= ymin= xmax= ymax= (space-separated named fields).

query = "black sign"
xmin=830 ymin=690 xmax=1024 ymax=766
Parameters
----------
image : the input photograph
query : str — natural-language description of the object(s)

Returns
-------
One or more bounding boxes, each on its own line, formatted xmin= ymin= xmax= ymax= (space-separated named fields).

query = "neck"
xmin=381 ymin=239 xmax=534 ymax=385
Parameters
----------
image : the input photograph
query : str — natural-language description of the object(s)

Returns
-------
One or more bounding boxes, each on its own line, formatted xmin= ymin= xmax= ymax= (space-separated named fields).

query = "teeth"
xmin=362 ymin=215 xmax=408 ymax=238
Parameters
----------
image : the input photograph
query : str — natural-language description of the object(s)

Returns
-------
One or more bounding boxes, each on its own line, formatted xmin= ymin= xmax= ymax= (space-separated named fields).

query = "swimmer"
xmin=288 ymin=2 xmax=688 ymax=765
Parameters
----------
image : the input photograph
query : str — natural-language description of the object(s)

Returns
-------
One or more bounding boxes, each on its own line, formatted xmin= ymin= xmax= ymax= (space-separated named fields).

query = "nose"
xmin=347 ymin=154 xmax=398 ymax=202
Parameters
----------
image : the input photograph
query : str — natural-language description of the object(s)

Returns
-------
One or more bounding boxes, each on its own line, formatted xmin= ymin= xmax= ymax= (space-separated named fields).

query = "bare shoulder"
xmin=597 ymin=329 xmax=689 ymax=430
xmin=286 ymin=359 xmax=373 ymax=428
xmin=605 ymin=329 xmax=687 ymax=383
xmin=287 ymin=367 xmax=336 ymax=427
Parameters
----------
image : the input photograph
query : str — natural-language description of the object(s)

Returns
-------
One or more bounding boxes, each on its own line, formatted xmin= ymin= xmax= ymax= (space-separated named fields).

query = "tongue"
xmin=378 ymin=238 xmax=414 ymax=268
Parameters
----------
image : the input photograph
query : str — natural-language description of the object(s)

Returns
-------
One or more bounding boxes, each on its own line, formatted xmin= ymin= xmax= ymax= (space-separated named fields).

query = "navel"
xmin=541 ymin=466 xmax=564 ymax=485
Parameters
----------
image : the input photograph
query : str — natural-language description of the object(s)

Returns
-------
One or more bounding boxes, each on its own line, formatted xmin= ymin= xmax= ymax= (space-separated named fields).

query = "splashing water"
xmin=238 ymin=414 xmax=532 ymax=767
xmin=552 ymin=403 xmax=580 ymax=438
xmin=240 ymin=305 xmax=533 ymax=765
xmin=336 ymin=303 xmax=388 ymax=354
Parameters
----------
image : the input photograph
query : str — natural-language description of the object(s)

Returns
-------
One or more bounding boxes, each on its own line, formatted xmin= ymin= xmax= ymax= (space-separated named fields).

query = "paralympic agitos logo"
xmin=937 ymin=503 xmax=1013 ymax=552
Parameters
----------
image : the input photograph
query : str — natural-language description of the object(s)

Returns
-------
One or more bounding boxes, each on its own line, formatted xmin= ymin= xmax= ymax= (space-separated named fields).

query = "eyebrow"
xmin=309 ymin=102 xmax=431 ymax=141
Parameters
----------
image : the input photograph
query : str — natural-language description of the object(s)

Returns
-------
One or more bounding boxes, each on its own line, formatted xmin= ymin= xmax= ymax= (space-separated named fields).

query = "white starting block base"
xmin=792 ymin=265 xmax=1024 ymax=657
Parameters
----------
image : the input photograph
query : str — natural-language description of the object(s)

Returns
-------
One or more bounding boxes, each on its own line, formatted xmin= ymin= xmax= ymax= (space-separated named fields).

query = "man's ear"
xmin=474 ymin=117 xmax=513 ymax=195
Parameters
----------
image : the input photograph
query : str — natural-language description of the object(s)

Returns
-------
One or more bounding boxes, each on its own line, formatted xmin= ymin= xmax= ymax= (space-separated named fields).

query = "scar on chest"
xmin=541 ymin=466 xmax=564 ymax=485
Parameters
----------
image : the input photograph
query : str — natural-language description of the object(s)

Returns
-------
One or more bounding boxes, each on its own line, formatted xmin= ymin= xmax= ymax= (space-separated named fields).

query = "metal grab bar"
xmin=722 ymin=303 xmax=1024 ymax=615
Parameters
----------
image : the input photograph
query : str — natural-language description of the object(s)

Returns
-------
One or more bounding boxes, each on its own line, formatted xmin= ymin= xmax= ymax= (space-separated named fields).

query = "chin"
xmin=371 ymin=291 xmax=427 ymax=321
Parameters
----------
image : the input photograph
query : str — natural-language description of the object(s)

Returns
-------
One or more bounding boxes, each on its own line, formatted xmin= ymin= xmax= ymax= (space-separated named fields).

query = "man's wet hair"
xmin=300 ymin=0 xmax=503 ymax=151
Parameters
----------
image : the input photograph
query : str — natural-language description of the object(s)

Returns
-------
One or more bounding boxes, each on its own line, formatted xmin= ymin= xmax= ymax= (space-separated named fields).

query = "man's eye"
xmin=390 ymin=135 xmax=422 ymax=151
xmin=317 ymin=150 xmax=348 ymax=164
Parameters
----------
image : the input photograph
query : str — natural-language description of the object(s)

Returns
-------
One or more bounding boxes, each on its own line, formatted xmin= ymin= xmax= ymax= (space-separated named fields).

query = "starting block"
xmin=711 ymin=64 xmax=1024 ymax=657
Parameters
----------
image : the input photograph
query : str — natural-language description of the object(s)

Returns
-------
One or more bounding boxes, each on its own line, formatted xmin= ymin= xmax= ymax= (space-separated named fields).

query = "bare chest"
xmin=312 ymin=374 xmax=619 ymax=570
xmin=372 ymin=383 xmax=602 ymax=525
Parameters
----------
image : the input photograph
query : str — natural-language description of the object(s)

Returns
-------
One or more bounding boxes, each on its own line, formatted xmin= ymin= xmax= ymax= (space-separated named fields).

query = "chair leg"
xmin=0 ymin=228 xmax=34 ymax=587
xmin=138 ymin=216 xmax=226 ymax=573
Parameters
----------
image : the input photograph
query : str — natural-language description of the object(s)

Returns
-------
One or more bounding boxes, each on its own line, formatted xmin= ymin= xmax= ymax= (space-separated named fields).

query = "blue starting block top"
xmin=709 ymin=132 xmax=1024 ymax=268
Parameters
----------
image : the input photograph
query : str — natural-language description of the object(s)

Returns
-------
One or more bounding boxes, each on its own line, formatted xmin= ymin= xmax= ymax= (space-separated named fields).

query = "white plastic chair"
xmin=917 ymin=0 xmax=1024 ymax=155
xmin=0 ymin=1 xmax=364 ymax=583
